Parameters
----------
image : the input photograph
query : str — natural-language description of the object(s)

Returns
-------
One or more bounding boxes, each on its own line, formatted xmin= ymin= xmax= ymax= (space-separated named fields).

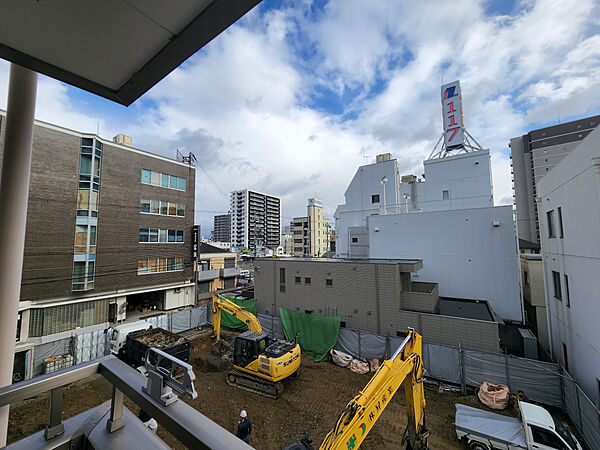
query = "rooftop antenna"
xmin=362 ymin=155 xmax=373 ymax=165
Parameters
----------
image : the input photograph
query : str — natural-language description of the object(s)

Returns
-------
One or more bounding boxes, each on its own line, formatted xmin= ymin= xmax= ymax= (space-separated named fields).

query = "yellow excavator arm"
xmin=319 ymin=329 xmax=429 ymax=450
xmin=211 ymin=294 xmax=263 ymax=340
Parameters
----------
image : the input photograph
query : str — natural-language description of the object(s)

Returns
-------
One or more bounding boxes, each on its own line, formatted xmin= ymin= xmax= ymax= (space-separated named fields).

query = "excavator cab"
xmin=233 ymin=331 xmax=269 ymax=367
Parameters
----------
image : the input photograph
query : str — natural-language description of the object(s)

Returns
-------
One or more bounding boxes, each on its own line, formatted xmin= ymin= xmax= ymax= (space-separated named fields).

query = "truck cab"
xmin=519 ymin=402 xmax=582 ymax=450
xmin=108 ymin=321 xmax=152 ymax=355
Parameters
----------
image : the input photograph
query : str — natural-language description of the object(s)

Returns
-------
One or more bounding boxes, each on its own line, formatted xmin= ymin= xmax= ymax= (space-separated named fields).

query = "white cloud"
xmin=1 ymin=0 xmax=599 ymax=234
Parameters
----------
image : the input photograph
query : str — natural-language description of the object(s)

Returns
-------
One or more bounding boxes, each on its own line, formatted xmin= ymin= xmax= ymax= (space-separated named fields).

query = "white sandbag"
xmin=330 ymin=349 xmax=352 ymax=367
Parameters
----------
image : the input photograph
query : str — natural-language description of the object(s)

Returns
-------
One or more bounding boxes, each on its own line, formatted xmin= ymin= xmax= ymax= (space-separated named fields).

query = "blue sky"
xmin=1 ymin=0 xmax=599 ymax=236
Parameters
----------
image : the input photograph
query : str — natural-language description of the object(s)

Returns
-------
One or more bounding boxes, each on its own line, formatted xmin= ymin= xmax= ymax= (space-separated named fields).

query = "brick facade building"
xmin=0 ymin=112 xmax=195 ymax=368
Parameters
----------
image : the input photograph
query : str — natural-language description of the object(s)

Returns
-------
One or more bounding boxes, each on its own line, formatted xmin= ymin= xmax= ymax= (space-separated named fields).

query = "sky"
xmin=1 ymin=0 xmax=599 ymax=237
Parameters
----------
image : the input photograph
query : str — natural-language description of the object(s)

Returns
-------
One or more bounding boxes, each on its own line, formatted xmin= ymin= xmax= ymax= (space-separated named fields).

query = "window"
xmin=295 ymin=276 xmax=301 ymax=284
xmin=562 ymin=343 xmax=569 ymax=372
xmin=150 ymin=199 xmax=159 ymax=214
xmin=523 ymin=270 xmax=529 ymax=285
xmin=564 ymin=274 xmax=570 ymax=307
xmin=149 ymin=229 xmax=159 ymax=242
xmin=305 ymin=277 xmax=311 ymax=285
xmin=442 ymin=190 xmax=450 ymax=200
xmin=168 ymin=202 xmax=177 ymax=216
xmin=168 ymin=230 xmax=176 ymax=242
xmin=141 ymin=169 xmax=186 ymax=191
xmin=530 ymin=425 xmax=567 ymax=449
xmin=160 ymin=201 xmax=168 ymax=215
xmin=552 ymin=271 xmax=562 ymax=300
xmin=340 ymin=321 xmax=346 ymax=328
xmin=305 ymin=310 xmax=313 ymax=314
xmin=547 ymin=210 xmax=555 ymax=238
xmin=72 ymin=262 xmax=86 ymax=290
xmin=371 ymin=194 xmax=380 ymax=203
xmin=176 ymin=230 xmax=184 ymax=242
xmin=558 ymin=207 xmax=564 ymax=238
xmin=177 ymin=204 xmax=185 ymax=216
xmin=326 ymin=279 xmax=333 ymax=286
xmin=138 ymin=257 xmax=184 ymax=275
xmin=80 ymin=155 xmax=92 ymax=175
xmin=139 ymin=228 xmax=149 ymax=243
xmin=159 ymin=229 xmax=167 ymax=243
xmin=352 ymin=237 xmax=358 ymax=243
xmin=140 ymin=199 xmax=150 ymax=213
xmin=280 ymin=268 xmax=286 ymax=292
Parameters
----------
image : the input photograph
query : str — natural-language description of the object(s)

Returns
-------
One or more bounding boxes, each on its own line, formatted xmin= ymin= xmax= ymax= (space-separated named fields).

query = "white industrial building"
xmin=536 ymin=126 xmax=600 ymax=402
xmin=335 ymin=150 xmax=523 ymax=323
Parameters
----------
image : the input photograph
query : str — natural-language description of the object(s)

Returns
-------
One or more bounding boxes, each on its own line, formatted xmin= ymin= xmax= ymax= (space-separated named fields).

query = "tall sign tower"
xmin=429 ymin=80 xmax=483 ymax=159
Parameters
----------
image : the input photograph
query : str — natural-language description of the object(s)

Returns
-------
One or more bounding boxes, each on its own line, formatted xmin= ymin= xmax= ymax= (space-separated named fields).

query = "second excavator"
xmin=211 ymin=294 xmax=301 ymax=398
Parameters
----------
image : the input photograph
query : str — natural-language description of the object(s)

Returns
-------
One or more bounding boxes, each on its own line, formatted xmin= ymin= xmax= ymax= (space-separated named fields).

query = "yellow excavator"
xmin=284 ymin=328 xmax=429 ymax=450
xmin=211 ymin=294 xmax=301 ymax=398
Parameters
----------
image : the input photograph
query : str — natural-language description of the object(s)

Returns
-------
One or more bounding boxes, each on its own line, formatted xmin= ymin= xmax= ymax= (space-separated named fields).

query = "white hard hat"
xmin=240 ymin=410 xmax=247 ymax=418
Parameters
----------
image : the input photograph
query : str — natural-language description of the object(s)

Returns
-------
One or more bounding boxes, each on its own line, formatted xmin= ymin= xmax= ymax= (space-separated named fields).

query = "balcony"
xmin=221 ymin=267 xmax=241 ymax=278
xmin=197 ymin=269 xmax=219 ymax=282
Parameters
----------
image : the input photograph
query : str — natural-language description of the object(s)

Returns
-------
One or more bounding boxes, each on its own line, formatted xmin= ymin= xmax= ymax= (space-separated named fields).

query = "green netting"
xmin=221 ymin=297 xmax=257 ymax=330
xmin=279 ymin=307 xmax=341 ymax=362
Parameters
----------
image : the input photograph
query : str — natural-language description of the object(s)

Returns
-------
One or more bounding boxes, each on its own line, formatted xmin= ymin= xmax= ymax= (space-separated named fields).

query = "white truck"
xmin=455 ymin=401 xmax=582 ymax=450
xmin=108 ymin=321 xmax=152 ymax=355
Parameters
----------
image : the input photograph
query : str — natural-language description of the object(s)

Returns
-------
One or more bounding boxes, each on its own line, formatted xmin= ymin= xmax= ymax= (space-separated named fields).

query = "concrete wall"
xmin=397 ymin=310 xmax=500 ymax=352
xmin=368 ymin=206 xmax=523 ymax=322
xmin=537 ymin=125 xmax=600 ymax=402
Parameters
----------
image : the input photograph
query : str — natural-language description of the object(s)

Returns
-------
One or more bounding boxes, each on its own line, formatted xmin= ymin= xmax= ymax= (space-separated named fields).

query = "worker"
xmin=236 ymin=410 xmax=252 ymax=444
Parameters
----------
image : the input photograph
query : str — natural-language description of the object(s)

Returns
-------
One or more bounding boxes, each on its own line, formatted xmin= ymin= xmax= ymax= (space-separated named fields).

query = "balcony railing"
xmin=197 ymin=269 xmax=219 ymax=282
xmin=221 ymin=267 xmax=241 ymax=278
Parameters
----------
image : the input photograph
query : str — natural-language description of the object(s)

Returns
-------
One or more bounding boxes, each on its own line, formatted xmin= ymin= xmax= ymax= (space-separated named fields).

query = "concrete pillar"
xmin=0 ymin=64 xmax=38 ymax=445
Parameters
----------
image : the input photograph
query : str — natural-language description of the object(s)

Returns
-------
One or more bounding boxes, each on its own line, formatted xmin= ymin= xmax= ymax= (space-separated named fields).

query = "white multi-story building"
xmin=536 ymin=126 xmax=600 ymax=402
xmin=230 ymin=189 xmax=281 ymax=250
xmin=335 ymin=150 xmax=523 ymax=323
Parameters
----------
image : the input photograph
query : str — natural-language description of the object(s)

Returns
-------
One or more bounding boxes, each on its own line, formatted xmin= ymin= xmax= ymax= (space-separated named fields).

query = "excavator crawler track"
xmin=226 ymin=369 xmax=284 ymax=399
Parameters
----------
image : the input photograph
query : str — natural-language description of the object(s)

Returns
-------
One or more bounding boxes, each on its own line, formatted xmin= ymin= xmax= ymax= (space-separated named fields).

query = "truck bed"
xmin=124 ymin=328 xmax=190 ymax=367
xmin=455 ymin=404 xmax=527 ymax=449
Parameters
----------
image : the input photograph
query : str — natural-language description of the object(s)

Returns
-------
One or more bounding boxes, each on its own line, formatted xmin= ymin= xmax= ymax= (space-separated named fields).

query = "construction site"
xmin=3 ymin=331 xmax=575 ymax=449
xmin=2 ymin=295 xmax=594 ymax=449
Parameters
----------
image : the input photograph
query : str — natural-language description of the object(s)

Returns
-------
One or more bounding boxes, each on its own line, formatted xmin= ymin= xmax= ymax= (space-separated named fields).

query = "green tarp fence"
xmin=279 ymin=307 xmax=341 ymax=362
xmin=221 ymin=297 xmax=257 ymax=330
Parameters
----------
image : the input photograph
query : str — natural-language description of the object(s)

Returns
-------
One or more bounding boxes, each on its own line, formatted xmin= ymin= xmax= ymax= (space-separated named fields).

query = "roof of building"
xmin=256 ymin=256 xmax=423 ymax=272
xmin=519 ymin=238 xmax=541 ymax=250
xmin=438 ymin=298 xmax=495 ymax=322
xmin=198 ymin=242 xmax=233 ymax=254
xmin=0 ymin=2 xmax=260 ymax=106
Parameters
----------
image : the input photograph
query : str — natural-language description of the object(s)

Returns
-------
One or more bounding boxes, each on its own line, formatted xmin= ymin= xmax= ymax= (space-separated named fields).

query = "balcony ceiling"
xmin=0 ymin=0 xmax=261 ymax=106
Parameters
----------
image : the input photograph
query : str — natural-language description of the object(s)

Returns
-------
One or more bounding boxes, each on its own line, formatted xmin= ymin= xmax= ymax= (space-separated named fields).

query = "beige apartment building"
xmin=291 ymin=198 xmax=330 ymax=257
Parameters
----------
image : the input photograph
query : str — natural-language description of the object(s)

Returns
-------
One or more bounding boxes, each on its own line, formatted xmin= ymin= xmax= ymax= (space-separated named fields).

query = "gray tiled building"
xmin=212 ymin=213 xmax=231 ymax=242
xmin=254 ymin=257 xmax=500 ymax=352
xmin=510 ymin=115 xmax=599 ymax=243
xmin=0 ymin=111 xmax=196 ymax=366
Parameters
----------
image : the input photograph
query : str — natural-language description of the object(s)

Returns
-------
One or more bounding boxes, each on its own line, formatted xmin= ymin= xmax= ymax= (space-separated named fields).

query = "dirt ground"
xmin=7 ymin=335 xmax=517 ymax=449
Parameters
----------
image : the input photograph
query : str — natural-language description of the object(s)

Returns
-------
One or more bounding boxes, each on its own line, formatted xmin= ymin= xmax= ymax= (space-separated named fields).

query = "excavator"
xmin=284 ymin=328 xmax=430 ymax=450
xmin=211 ymin=294 xmax=301 ymax=398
